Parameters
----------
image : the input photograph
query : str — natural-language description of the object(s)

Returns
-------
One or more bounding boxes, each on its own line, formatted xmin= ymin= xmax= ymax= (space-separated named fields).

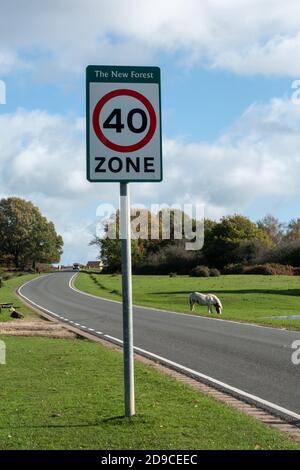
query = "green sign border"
xmin=86 ymin=65 xmax=163 ymax=183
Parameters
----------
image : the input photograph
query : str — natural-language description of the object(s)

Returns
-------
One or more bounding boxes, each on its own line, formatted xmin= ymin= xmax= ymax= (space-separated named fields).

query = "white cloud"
xmin=59 ymin=223 xmax=99 ymax=266
xmin=0 ymin=48 xmax=28 ymax=75
xmin=0 ymin=109 xmax=117 ymax=263
xmin=159 ymin=97 xmax=300 ymax=213
xmin=1 ymin=95 xmax=300 ymax=263
xmin=1 ymin=0 xmax=300 ymax=76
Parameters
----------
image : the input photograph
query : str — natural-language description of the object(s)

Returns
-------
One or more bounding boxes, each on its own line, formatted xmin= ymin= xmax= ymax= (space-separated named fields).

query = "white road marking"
xmin=103 ymin=336 xmax=300 ymax=421
xmin=18 ymin=274 xmax=300 ymax=422
xmin=104 ymin=334 xmax=123 ymax=343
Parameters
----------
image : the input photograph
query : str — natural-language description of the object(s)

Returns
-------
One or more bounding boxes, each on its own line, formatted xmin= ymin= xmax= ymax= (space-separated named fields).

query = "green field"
xmin=0 ymin=335 xmax=299 ymax=450
xmin=0 ymin=274 xmax=38 ymax=322
xmin=75 ymin=273 xmax=300 ymax=330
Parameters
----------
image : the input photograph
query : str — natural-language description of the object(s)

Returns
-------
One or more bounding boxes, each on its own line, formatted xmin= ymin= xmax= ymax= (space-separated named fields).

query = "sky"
xmin=1 ymin=0 xmax=300 ymax=264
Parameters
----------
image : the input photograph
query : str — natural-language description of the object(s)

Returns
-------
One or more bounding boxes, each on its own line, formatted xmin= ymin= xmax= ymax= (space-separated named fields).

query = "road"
xmin=19 ymin=271 xmax=300 ymax=423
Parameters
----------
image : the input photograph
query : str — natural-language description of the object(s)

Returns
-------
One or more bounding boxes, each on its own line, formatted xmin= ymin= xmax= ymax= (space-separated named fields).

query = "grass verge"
xmin=75 ymin=272 xmax=300 ymax=330
xmin=0 ymin=335 xmax=299 ymax=450
xmin=0 ymin=274 xmax=38 ymax=322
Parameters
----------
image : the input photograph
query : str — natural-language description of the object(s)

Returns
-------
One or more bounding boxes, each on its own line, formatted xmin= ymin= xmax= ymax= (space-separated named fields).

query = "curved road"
xmin=19 ymin=271 xmax=300 ymax=423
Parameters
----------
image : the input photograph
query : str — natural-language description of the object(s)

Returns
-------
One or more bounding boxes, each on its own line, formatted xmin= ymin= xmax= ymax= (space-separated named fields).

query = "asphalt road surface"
xmin=19 ymin=271 xmax=300 ymax=422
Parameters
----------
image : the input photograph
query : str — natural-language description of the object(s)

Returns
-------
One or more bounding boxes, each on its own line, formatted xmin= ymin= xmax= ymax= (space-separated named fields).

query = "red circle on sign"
xmin=92 ymin=89 xmax=157 ymax=153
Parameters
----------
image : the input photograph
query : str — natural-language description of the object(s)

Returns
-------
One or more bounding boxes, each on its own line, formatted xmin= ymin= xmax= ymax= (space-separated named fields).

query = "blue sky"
xmin=4 ymin=60 xmax=292 ymax=141
xmin=1 ymin=1 xmax=300 ymax=264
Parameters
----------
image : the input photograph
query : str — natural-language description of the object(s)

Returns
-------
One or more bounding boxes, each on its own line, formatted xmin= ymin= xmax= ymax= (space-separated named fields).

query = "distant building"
xmin=86 ymin=261 xmax=104 ymax=271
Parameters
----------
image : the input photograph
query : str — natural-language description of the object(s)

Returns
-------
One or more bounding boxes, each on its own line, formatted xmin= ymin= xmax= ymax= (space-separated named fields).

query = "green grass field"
xmin=75 ymin=272 xmax=300 ymax=330
xmin=0 ymin=274 xmax=38 ymax=322
xmin=0 ymin=335 xmax=299 ymax=450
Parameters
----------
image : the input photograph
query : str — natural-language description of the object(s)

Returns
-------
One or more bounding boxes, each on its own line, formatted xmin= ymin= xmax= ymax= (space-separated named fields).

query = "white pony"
xmin=189 ymin=292 xmax=223 ymax=314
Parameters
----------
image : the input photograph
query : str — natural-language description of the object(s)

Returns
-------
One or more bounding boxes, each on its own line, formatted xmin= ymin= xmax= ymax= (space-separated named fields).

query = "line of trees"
xmin=91 ymin=211 xmax=300 ymax=274
xmin=0 ymin=197 xmax=63 ymax=270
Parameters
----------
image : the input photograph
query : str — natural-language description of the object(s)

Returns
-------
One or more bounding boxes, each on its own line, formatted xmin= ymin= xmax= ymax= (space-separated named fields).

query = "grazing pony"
xmin=189 ymin=292 xmax=222 ymax=314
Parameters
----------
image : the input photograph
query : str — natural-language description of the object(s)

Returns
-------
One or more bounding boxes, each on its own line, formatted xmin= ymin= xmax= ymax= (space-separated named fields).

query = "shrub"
xmin=190 ymin=265 xmax=210 ymax=277
xmin=2 ymin=272 xmax=14 ymax=281
xmin=222 ymin=263 xmax=245 ymax=274
xmin=265 ymin=241 xmax=300 ymax=266
xmin=243 ymin=263 xmax=294 ymax=276
xmin=232 ymin=239 xmax=269 ymax=265
xmin=135 ymin=243 xmax=200 ymax=275
xmin=209 ymin=268 xmax=221 ymax=277
xmin=222 ymin=262 xmax=295 ymax=275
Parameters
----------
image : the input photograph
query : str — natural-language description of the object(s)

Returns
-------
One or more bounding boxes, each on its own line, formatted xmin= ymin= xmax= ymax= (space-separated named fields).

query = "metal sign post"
xmin=120 ymin=182 xmax=135 ymax=416
xmin=86 ymin=65 xmax=162 ymax=418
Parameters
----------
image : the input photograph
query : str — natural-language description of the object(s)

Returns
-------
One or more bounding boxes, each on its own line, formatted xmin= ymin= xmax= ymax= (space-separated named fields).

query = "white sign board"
xmin=86 ymin=65 xmax=162 ymax=182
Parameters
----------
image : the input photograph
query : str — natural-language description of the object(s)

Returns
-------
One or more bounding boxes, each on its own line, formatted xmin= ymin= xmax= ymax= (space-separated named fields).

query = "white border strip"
xmin=18 ymin=274 xmax=300 ymax=422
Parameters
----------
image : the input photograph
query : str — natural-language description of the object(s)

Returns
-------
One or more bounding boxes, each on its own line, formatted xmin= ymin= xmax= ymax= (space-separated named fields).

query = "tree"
xmin=0 ymin=197 xmax=63 ymax=268
xmin=30 ymin=218 xmax=63 ymax=269
xmin=284 ymin=219 xmax=300 ymax=242
xmin=203 ymin=214 xmax=271 ymax=267
xmin=257 ymin=214 xmax=284 ymax=245
xmin=90 ymin=207 xmax=201 ymax=273
xmin=90 ymin=209 xmax=145 ymax=272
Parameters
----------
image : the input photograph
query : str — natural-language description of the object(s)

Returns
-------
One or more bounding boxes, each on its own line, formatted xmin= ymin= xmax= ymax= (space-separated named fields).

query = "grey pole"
xmin=120 ymin=182 xmax=135 ymax=417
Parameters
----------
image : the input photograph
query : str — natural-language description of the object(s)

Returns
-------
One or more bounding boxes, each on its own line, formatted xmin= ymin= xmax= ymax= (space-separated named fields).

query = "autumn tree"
xmin=284 ymin=219 xmax=300 ymax=242
xmin=0 ymin=197 xmax=63 ymax=268
xmin=257 ymin=214 xmax=285 ymax=245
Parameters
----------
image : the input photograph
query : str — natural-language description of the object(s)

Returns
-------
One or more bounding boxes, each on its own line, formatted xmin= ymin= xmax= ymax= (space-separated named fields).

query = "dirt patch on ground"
xmin=0 ymin=320 xmax=78 ymax=339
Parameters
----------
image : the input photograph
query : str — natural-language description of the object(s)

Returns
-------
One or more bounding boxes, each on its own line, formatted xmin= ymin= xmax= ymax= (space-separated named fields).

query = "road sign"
xmin=86 ymin=65 xmax=162 ymax=182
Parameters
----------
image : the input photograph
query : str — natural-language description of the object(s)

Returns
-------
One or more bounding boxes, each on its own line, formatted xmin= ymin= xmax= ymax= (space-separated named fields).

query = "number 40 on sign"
xmin=86 ymin=65 xmax=162 ymax=182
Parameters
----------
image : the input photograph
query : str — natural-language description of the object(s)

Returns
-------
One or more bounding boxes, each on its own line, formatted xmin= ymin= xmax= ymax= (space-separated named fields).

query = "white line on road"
xmin=104 ymin=334 xmax=123 ymax=343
